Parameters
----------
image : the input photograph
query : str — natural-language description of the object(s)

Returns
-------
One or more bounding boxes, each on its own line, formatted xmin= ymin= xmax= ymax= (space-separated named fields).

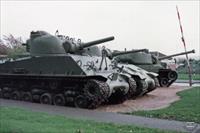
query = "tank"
xmin=54 ymin=37 xmax=150 ymax=102
xmin=115 ymin=49 xmax=195 ymax=87
xmin=0 ymin=31 xmax=133 ymax=109
xmin=70 ymin=47 xmax=158 ymax=101
xmin=55 ymin=34 xmax=138 ymax=104
xmin=74 ymin=46 xmax=156 ymax=100
xmin=106 ymin=49 xmax=159 ymax=98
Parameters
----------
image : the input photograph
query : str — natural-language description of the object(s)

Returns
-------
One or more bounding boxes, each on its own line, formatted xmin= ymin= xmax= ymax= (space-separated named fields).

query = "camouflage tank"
xmin=81 ymin=46 xmax=159 ymax=99
xmin=105 ymin=49 xmax=159 ymax=98
xmin=0 ymin=31 xmax=134 ymax=109
xmin=54 ymin=34 xmax=137 ymax=104
xmin=115 ymin=49 xmax=195 ymax=87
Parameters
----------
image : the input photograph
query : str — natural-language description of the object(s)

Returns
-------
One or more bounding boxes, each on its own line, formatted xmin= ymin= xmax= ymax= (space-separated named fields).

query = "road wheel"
xmin=53 ymin=94 xmax=66 ymax=106
xmin=40 ymin=93 xmax=52 ymax=105
xmin=74 ymin=95 xmax=89 ymax=109
xmin=21 ymin=92 xmax=33 ymax=102
xmin=168 ymin=71 xmax=178 ymax=80
xmin=2 ymin=87 xmax=11 ymax=99
xmin=0 ymin=88 xmax=2 ymax=98
xmin=11 ymin=91 xmax=21 ymax=100
xmin=160 ymin=78 xmax=169 ymax=87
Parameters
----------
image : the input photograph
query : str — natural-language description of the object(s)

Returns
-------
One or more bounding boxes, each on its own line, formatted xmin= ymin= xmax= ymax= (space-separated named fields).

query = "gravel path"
xmin=1 ymin=99 xmax=199 ymax=132
xmin=97 ymin=85 xmax=189 ymax=112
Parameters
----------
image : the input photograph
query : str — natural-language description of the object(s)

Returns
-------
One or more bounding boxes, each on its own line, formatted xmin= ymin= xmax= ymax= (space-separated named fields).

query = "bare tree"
xmin=0 ymin=38 xmax=4 ymax=45
xmin=0 ymin=38 xmax=10 ymax=55
xmin=3 ymin=34 xmax=23 ymax=48
xmin=1 ymin=34 xmax=26 ymax=58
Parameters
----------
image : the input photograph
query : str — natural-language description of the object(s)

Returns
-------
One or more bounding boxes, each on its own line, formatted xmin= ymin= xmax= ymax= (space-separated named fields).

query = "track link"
xmin=0 ymin=74 xmax=108 ymax=109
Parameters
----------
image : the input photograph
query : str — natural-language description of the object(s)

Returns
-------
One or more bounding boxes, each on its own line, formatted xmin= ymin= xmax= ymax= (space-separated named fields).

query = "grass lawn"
xmin=178 ymin=73 xmax=200 ymax=80
xmin=130 ymin=87 xmax=200 ymax=123
xmin=0 ymin=107 xmax=177 ymax=133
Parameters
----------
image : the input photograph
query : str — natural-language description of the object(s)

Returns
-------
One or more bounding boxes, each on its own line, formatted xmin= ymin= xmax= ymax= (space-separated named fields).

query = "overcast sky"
xmin=1 ymin=1 xmax=199 ymax=57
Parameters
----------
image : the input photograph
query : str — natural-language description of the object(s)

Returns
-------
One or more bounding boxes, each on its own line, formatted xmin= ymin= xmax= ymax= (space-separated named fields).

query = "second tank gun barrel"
xmin=111 ymin=49 xmax=148 ymax=57
xmin=158 ymin=49 xmax=195 ymax=60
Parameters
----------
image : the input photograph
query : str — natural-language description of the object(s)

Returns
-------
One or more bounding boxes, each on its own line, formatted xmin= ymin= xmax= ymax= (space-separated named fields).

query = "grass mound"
xmin=130 ymin=87 xmax=200 ymax=123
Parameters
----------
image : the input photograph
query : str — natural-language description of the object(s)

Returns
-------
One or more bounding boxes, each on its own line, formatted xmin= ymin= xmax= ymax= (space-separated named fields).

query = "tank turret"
xmin=25 ymin=31 xmax=66 ymax=56
xmin=24 ymin=31 xmax=114 ymax=56
xmin=111 ymin=49 xmax=148 ymax=58
xmin=158 ymin=50 xmax=195 ymax=60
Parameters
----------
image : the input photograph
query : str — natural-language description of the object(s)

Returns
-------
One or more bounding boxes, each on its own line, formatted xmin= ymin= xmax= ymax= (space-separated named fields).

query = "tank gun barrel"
xmin=81 ymin=36 xmax=114 ymax=49
xmin=112 ymin=49 xmax=148 ymax=57
xmin=158 ymin=49 xmax=195 ymax=60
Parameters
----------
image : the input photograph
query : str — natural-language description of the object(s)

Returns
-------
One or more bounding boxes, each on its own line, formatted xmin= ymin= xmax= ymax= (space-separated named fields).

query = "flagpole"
xmin=176 ymin=6 xmax=192 ymax=86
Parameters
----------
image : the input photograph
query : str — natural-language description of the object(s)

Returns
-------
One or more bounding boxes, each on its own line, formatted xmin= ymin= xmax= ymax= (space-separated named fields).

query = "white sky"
xmin=1 ymin=1 xmax=199 ymax=57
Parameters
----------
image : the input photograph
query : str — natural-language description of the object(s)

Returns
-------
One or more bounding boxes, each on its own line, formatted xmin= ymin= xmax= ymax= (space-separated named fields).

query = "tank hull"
xmin=0 ymin=73 xmax=109 ymax=108
xmin=0 ymin=54 xmax=132 ymax=108
xmin=117 ymin=63 xmax=158 ymax=97
xmin=0 ymin=55 xmax=117 ymax=109
xmin=137 ymin=65 xmax=178 ymax=87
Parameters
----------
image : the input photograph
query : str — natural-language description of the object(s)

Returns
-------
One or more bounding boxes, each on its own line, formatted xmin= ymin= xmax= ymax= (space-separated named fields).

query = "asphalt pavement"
xmin=176 ymin=79 xmax=200 ymax=84
xmin=174 ymin=80 xmax=200 ymax=87
xmin=1 ymin=99 xmax=200 ymax=132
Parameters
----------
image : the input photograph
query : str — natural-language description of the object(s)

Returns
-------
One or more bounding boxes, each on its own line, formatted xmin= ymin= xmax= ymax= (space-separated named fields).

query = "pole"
xmin=176 ymin=6 xmax=192 ymax=86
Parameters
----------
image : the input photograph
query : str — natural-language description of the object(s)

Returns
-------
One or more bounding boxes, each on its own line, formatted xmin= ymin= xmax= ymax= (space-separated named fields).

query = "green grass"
xmin=178 ymin=73 xmax=200 ymax=80
xmin=130 ymin=87 xmax=200 ymax=123
xmin=0 ymin=107 xmax=177 ymax=133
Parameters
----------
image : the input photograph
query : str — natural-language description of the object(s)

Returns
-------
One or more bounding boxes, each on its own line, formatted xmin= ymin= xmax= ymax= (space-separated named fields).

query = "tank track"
xmin=107 ymin=89 xmax=127 ymax=104
xmin=83 ymin=79 xmax=110 ymax=108
xmin=154 ymin=78 xmax=160 ymax=88
xmin=108 ymin=77 xmax=137 ymax=103
xmin=158 ymin=69 xmax=178 ymax=87
xmin=0 ymin=74 xmax=109 ymax=109
xmin=144 ymin=77 xmax=159 ymax=95
xmin=132 ymin=76 xmax=148 ymax=97
xmin=126 ymin=78 xmax=137 ymax=99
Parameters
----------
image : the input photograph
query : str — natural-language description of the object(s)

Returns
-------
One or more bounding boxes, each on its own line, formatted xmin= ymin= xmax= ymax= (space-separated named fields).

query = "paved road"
xmin=1 ymin=99 xmax=199 ymax=132
xmin=174 ymin=80 xmax=200 ymax=87
xmin=173 ymin=82 xmax=200 ymax=87
xmin=175 ymin=79 xmax=200 ymax=84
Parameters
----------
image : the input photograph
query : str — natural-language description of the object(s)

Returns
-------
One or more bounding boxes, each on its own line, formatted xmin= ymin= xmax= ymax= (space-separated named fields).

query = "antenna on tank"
xmin=55 ymin=30 xmax=59 ymax=36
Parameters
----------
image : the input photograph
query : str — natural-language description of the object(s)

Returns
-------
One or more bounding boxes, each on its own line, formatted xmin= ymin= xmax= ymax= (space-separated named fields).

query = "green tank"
xmin=0 ymin=31 xmax=134 ymax=109
xmin=115 ymin=49 xmax=195 ymax=87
